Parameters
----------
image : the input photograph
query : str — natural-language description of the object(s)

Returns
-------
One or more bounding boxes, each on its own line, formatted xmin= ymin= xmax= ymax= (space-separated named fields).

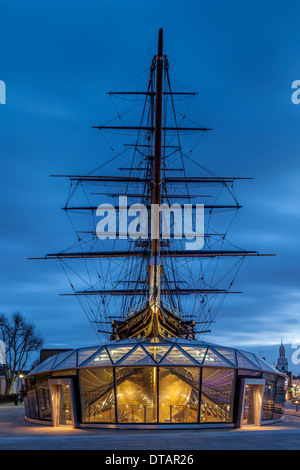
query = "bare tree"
xmin=0 ymin=313 xmax=43 ymax=395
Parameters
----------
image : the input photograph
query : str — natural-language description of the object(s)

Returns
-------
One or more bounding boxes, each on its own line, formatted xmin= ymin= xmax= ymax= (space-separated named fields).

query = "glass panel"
xmin=203 ymin=348 xmax=230 ymax=367
xmin=256 ymin=357 xmax=278 ymax=373
xmin=180 ymin=346 xmax=207 ymax=364
xmin=34 ymin=355 xmax=57 ymax=373
xmin=148 ymin=337 xmax=174 ymax=343
xmin=59 ymin=385 xmax=72 ymax=425
xmin=80 ymin=368 xmax=116 ymax=423
xmin=24 ymin=376 xmax=39 ymax=420
xmin=52 ymin=350 xmax=74 ymax=369
xmin=78 ymin=347 xmax=100 ymax=366
xmin=176 ymin=338 xmax=192 ymax=344
xmin=143 ymin=345 xmax=171 ymax=362
xmin=54 ymin=351 xmax=77 ymax=370
xmin=160 ymin=346 xmax=198 ymax=366
xmin=36 ymin=374 xmax=52 ymax=421
xmin=239 ymin=351 xmax=261 ymax=369
xmin=273 ymin=376 xmax=285 ymax=418
xmin=262 ymin=373 xmax=277 ymax=420
xmin=116 ymin=367 xmax=157 ymax=423
xmin=242 ymin=385 xmax=255 ymax=425
xmin=214 ymin=348 xmax=237 ymax=366
xmin=83 ymin=348 xmax=112 ymax=367
xmin=159 ymin=367 xmax=200 ymax=423
xmin=200 ymin=368 xmax=235 ymax=423
xmin=118 ymin=346 xmax=155 ymax=366
xmin=107 ymin=346 xmax=134 ymax=364
xmin=236 ymin=351 xmax=258 ymax=370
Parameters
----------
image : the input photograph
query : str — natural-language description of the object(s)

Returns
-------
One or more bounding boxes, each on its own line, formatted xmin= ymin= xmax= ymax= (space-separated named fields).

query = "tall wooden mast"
xmin=149 ymin=28 xmax=164 ymax=335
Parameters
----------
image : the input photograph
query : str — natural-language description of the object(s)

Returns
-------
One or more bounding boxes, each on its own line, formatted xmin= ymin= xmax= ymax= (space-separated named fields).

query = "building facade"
xmin=0 ymin=340 xmax=26 ymax=396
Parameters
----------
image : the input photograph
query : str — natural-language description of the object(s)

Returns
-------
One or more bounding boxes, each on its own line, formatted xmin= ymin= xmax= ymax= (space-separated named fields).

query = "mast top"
xmin=158 ymin=28 xmax=163 ymax=57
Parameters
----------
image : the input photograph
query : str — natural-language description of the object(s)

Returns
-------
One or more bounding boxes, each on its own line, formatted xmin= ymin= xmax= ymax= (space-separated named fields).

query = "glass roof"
xmin=29 ymin=337 xmax=284 ymax=376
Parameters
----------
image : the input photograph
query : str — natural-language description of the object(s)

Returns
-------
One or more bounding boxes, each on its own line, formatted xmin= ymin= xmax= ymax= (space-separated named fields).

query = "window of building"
xmin=200 ymin=368 xmax=235 ymax=423
xmin=79 ymin=368 xmax=116 ymax=423
xmin=262 ymin=372 xmax=277 ymax=421
xmin=159 ymin=367 xmax=200 ymax=423
xmin=115 ymin=367 xmax=157 ymax=423
xmin=36 ymin=374 xmax=52 ymax=421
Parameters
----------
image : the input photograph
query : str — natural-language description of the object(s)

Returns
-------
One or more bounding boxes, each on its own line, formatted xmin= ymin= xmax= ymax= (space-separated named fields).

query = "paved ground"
xmin=0 ymin=403 xmax=300 ymax=450
xmin=285 ymin=402 xmax=300 ymax=417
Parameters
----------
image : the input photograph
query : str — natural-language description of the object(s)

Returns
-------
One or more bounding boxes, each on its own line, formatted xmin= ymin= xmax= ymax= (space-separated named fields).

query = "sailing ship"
xmin=26 ymin=30 xmax=285 ymax=430
xmin=32 ymin=29 xmax=271 ymax=344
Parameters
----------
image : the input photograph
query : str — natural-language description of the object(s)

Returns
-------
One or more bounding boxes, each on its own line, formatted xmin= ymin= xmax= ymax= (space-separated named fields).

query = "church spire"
xmin=277 ymin=339 xmax=288 ymax=373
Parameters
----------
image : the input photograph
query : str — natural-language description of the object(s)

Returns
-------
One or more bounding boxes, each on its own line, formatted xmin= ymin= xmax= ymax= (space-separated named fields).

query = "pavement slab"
xmin=0 ymin=403 xmax=300 ymax=450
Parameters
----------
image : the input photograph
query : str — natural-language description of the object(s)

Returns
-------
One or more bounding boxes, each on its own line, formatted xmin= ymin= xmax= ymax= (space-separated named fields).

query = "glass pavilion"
xmin=24 ymin=337 xmax=285 ymax=428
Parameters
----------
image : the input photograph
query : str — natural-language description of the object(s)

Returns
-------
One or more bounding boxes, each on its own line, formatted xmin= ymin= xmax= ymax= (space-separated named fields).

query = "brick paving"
xmin=0 ymin=403 xmax=300 ymax=450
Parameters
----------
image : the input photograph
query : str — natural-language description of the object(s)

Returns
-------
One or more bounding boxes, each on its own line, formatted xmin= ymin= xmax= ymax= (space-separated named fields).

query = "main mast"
xmin=149 ymin=28 xmax=163 ymax=335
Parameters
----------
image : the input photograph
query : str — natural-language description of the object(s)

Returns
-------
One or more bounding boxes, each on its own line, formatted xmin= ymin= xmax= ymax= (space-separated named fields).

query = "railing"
xmin=85 ymin=402 xmax=232 ymax=423
xmin=200 ymin=403 xmax=231 ymax=422
xmin=160 ymin=404 xmax=198 ymax=423
xmin=117 ymin=404 xmax=198 ymax=423
xmin=86 ymin=405 xmax=115 ymax=423
xmin=117 ymin=405 xmax=157 ymax=423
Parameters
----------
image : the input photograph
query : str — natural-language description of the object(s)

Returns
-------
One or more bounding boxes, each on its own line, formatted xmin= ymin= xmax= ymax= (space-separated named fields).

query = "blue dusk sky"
xmin=1 ymin=0 xmax=300 ymax=373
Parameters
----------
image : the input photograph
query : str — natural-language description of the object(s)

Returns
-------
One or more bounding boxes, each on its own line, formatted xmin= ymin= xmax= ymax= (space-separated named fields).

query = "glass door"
xmin=241 ymin=383 xmax=264 ymax=427
xmin=242 ymin=385 xmax=255 ymax=425
xmin=58 ymin=385 xmax=73 ymax=426
xmin=50 ymin=380 xmax=75 ymax=427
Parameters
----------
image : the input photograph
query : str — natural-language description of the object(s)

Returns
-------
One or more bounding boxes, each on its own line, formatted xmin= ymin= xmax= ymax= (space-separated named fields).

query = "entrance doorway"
xmin=240 ymin=379 xmax=265 ymax=427
xmin=49 ymin=379 xmax=77 ymax=427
